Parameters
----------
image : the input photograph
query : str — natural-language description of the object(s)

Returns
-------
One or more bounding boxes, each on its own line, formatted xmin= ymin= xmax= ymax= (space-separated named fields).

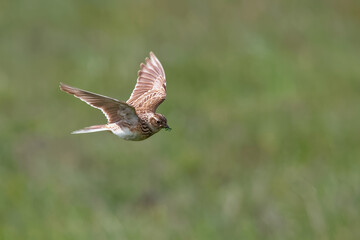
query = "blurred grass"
xmin=1 ymin=0 xmax=360 ymax=239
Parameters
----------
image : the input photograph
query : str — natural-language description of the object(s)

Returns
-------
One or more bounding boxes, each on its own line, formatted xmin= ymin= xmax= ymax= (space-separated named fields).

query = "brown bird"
xmin=60 ymin=52 xmax=170 ymax=141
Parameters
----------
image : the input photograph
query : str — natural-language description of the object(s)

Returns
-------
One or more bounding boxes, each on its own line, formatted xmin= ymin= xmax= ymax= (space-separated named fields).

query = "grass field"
xmin=1 ymin=0 xmax=360 ymax=239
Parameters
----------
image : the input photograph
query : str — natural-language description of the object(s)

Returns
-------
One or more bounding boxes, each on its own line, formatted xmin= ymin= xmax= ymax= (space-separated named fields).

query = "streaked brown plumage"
xmin=60 ymin=52 xmax=170 ymax=141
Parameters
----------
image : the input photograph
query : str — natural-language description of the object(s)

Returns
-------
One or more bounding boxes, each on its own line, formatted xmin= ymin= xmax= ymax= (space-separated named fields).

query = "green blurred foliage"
xmin=1 ymin=0 xmax=360 ymax=239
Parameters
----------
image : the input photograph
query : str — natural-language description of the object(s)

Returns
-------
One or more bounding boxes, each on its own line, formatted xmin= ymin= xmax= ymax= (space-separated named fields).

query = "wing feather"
xmin=60 ymin=83 xmax=138 ymax=124
xmin=127 ymin=52 xmax=167 ymax=112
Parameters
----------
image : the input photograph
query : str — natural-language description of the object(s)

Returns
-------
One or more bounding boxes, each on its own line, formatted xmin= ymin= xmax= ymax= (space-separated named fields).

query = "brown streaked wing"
xmin=126 ymin=52 xmax=166 ymax=112
xmin=60 ymin=83 xmax=139 ymax=124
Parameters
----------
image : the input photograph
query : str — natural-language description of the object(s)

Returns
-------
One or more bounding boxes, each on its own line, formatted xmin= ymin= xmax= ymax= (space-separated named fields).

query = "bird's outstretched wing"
xmin=126 ymin=52 xmax=166 ymax=113
xmin=60 ymin=83 xmax=139 ymax=124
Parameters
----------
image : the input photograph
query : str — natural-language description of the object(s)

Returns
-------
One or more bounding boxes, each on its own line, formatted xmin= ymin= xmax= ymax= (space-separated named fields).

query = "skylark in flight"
xmin=60 ymin=52 xmax=170 ymax=141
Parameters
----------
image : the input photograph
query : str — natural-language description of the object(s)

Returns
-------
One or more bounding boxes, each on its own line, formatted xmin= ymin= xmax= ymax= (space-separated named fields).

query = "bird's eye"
xmin=156 ymin=120 xmax=161 ymax=124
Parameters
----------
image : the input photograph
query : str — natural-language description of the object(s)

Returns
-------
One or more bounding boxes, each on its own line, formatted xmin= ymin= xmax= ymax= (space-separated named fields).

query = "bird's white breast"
xmin=112 ymin=126 xmax=138 ymax=140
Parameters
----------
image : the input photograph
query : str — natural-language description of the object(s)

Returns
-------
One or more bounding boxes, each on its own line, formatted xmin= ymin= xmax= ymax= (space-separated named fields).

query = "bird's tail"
xmin=71 ymin=124 xmax=109 ymax=134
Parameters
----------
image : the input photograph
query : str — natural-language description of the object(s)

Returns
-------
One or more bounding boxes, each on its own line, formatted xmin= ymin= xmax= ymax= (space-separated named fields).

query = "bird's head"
xmin=149 ymin=113 xmax=171 ymax=132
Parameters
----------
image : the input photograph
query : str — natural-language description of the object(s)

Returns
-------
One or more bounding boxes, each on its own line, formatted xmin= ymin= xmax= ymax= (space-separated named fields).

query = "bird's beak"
xmin=164 ymin=124 xmax=172 ymax=131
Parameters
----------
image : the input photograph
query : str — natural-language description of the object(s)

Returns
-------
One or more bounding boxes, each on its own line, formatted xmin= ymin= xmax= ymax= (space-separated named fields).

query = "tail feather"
xmin=71 ymin=124 xmax=108 ymax=134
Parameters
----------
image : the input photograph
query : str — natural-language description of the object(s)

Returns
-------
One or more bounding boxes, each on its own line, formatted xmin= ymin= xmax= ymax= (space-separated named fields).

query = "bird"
xmin=60 ymin=52 xmax=170 ymax=141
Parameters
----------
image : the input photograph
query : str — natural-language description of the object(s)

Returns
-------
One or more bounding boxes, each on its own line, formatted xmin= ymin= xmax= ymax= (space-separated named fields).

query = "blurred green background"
xmin=1 ymin=0 xmax=360 ymax=239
